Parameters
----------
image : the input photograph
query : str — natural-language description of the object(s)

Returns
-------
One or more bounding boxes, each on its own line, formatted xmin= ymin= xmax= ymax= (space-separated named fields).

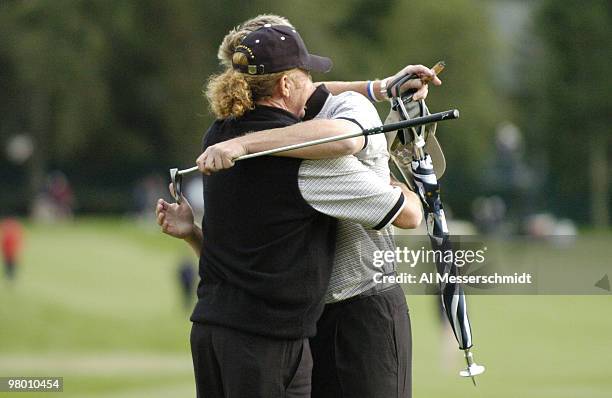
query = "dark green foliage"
xmin=520 ymin=0 xmax=611 ymax=225
xmin=0 ymin=1 xmax=503 ymax=217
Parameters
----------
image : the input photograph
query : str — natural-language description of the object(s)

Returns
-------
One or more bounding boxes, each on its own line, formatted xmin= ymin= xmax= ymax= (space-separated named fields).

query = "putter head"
xmin=169 ymin=168 xmax=182 ymax=204
xmin=459 ymin=349 xmax=485 ymax=386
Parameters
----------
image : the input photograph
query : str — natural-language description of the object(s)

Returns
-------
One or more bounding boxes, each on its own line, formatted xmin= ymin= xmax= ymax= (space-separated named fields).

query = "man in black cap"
xmin=157 ymin=24 xmax=422 ymax=398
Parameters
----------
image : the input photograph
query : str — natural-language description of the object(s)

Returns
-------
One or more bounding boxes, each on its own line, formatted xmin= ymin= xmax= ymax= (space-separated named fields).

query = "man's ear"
xmin=279 ymin=74 xmax=291 ymax=98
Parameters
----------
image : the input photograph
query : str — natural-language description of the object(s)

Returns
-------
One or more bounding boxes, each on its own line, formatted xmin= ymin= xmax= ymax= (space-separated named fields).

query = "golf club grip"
xmin=387 ymin=61 xmax=446 ymax=100
xmin=387 ymin=73 xmax=417 ymax=98
xmin=364 ymin=109 xmax=459 ymax=136
xmin=388 ymin=73 xmax=416 ymax=90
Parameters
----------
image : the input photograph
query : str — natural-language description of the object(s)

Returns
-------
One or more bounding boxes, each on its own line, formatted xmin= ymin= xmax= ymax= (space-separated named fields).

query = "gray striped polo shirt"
xmin=298 ymin=91 xmax=403 ymax=303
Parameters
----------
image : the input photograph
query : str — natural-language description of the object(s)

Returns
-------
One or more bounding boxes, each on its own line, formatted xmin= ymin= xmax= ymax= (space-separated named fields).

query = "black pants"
xmin=190 ymin=323 xmax=312 ymax=398
xmin=310 ymin=285 xmax=412 ymax=398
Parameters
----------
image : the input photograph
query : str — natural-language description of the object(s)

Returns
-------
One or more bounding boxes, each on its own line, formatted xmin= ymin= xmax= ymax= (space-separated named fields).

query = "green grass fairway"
xmin=1 ymin=219 xmax=611 ymax=397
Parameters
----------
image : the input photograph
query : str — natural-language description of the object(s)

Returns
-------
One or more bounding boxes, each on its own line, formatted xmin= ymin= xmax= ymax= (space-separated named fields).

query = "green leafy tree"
xmin=525 ymin=0 xmax=611 ymax=226
xmin=0 ymin=0 xmax=110 ymax=207
xmin=1 ymin=0 xmax=504 ymax=216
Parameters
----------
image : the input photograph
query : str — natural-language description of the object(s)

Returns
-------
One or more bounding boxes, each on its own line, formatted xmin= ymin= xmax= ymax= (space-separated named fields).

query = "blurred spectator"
xmin=1 ymin=218 xmax=24 ymax=281
xmin=526 ymin=213 xmax=556 ymax=238
xmin=525 ymin=213 xmax=577 ymax=246
xmin=472 ymin=195 xmax=507 ymax=234
xmin=32 ymin=171 xmax=75 ymax=222
xmin=177 ymin=258 xmax=196 ymax=310
xmin=47 ymin=171 xmax=74 ymax=218
xmin=482 ymin=122 xmax=538 ymax=229
xmin=132 ymin=174 xmax=165 ymax=220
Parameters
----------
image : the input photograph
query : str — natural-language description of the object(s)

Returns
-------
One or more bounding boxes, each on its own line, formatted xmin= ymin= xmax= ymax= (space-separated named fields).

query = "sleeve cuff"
xmin=335 ymin=117 xmax=367 ymax=149
xmin=373 ymin=191 xmax=405 ymax=230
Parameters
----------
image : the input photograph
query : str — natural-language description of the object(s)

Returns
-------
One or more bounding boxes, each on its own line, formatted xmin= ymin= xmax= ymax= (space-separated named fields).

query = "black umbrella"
xmin=386 ymin=63 xmax=485 ymax=385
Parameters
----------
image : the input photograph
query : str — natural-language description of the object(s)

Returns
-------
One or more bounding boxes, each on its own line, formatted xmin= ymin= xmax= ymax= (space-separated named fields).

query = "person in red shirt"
xmin=1 ymin=218 xmax=23 ymax=280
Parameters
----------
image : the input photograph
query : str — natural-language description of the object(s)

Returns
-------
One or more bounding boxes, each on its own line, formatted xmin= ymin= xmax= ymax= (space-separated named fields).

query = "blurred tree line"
xmin=517 ymin=0 xmax=611 ymax=227
xmin=0 ymin=0 xmax=609 ymax=226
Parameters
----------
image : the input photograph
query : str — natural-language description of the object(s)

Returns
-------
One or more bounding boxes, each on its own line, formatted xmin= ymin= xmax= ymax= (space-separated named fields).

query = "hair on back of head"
xmin=205 ymin=65 xmax=302 ymax=120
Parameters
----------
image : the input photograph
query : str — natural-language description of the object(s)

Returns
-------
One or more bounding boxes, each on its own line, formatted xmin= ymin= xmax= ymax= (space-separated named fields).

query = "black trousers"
xmin=310 ymin=285 xmax=412 ymax=398
xmin=190 ymin=323 xmax=312 ymax=398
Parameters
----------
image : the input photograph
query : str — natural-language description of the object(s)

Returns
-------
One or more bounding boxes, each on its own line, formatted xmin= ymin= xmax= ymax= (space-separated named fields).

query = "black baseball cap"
xmin=233 ymin=24 xmax=332 ymax=75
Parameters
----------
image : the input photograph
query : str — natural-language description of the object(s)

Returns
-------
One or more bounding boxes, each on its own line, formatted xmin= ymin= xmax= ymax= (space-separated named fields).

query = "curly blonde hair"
xmin=207 ymin=15 xmax=299 ymax=119
xmin=206 ymin=52 xmax=301 ymax=119
xmin=217 ymin=14 xmax=294 ymax=68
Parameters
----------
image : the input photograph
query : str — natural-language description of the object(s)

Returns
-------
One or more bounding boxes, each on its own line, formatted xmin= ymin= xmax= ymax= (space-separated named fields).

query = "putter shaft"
xmin=177 ymin=166 xmax=198 ymax=176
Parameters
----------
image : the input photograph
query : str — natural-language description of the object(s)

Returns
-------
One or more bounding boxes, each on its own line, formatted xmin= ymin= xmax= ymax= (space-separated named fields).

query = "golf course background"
xmin=1 ymin=219 xmax=610 ymax=397
xmin=2 ymin=1 xmax=610 ymax=396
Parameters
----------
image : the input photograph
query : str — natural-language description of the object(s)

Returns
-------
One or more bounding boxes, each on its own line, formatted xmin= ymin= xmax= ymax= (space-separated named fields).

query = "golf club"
xmin=169 ymin=108 xmax=460 ymax=202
